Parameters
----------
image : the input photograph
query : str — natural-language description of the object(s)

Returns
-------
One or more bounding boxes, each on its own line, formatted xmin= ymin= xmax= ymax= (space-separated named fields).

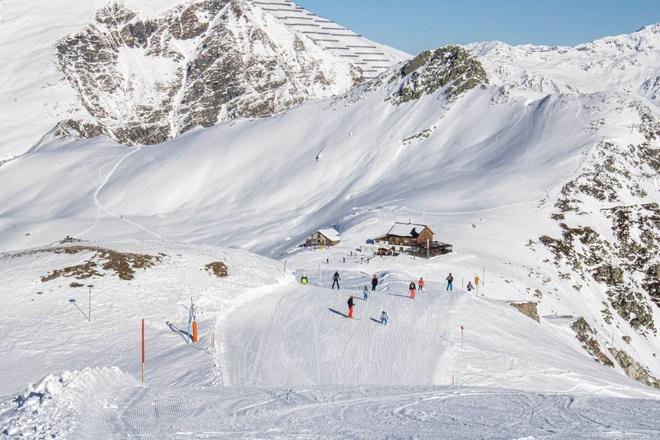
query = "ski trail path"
xmin=224 ymin=270 xmax=463 ymax=387
xmin=76 ymin=147 xmax=168 ymax=241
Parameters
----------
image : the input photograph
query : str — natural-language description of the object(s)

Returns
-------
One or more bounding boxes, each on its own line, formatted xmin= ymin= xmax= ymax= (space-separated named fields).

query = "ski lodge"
xmin=309 ymin=228 xmax=341 ymax=247
xmin=382 ymin=222 xmax=434 ymax=246
xmin=370 ymin=222 xmax=452 ymax=257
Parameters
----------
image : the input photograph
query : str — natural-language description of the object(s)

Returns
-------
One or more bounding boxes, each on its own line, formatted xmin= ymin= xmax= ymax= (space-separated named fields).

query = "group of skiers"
xmin=331 ymin=271 xmax=479 ymax=293
xmin=324 ymin=271 xmax=481 ymax=325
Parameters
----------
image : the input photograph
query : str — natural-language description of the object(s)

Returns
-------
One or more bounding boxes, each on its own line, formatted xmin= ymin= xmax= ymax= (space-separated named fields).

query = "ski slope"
xmin=225 ymin=266 xmax=659 ymax=397
xmin=1 ymin=240 xmax=660 ymax=438
xmin=4 ymin=374 xmax=660 ymax=439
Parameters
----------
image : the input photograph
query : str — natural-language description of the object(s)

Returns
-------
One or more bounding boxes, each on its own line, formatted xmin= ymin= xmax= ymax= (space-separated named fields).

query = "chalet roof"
xmin=386 ymin=223 xmax=432 ymax=238
xmin=316 ymin=228 xmax=340 ymax=242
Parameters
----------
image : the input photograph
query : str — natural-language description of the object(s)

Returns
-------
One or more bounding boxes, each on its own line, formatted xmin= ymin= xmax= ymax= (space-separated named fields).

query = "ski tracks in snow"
xmin=99 ymin=385 xmax=660 ymax=439
xmin=75 ymin=147 xmax=168 ymax=241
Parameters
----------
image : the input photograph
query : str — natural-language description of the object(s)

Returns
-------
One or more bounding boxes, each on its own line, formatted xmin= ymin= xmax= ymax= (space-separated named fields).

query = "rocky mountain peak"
xmin=53 ymin=0 xmax=401 ymax=145
xmin=389 ymin=46 xmax=488 ymax=104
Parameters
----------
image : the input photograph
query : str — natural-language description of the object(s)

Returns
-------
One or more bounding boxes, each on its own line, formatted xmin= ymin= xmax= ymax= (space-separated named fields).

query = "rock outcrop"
xmin=55 ymin=0 xmax=364 ymax=145
xmin=389 ymin=46 xmax=488 ymax=104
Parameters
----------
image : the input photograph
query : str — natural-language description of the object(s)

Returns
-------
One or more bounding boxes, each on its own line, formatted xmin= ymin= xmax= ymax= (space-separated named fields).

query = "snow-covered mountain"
xmin=1 ymin=5 xmax=660 ymax=435
xmin=0 ymin=0 xmax=408 ymax=158
xmin=469 ymin=23 xmax=660 ymax=100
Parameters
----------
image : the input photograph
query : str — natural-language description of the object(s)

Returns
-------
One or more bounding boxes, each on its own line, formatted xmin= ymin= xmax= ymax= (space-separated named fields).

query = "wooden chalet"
xmin=381 ymin=222 xmax=434 ymax=247
xmin=310 ymin=228 xmax=341 ymax=247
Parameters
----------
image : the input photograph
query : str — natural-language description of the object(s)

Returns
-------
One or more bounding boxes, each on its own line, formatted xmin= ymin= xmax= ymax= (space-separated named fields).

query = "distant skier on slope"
xmin=380 ymin=311 xmax=389 ymax=325
xmin=418 ymin=277 xmax=425 ymax=291
xmin=446 ymin=273 xmax=454 ymax=291
xmin=466 ymin=281 xmax=474 ymax=292
xmin=332 ymin=271 xmax=341 ymax=289
xmin=362 ymin=286 xmax=369 ymax=300
xmin=409 ymin=281 xmax=417 ymax=299
xmin=371 ymin=274 xmax=379 ymax=291
xmin=347 ymin=296 xmax=355 ymax=318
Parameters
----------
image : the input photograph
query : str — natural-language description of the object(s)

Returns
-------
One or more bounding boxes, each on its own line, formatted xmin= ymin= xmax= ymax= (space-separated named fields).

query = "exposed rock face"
xmin=539 ymin=101 xmax=660 ymax=388
xmin=571 ymin=318 xmax=614 ymax=367
xmin=389 ymin=46 xmax=488 ymax=104
xmin=510 ymin=302 xmax=540 ymax=322
xmin=540 ymin=104 xmax=660 ymax=336
xmin=609 ymin=348 xmax=660 ymax=389
xmin=55 ymin=0 xmax=361 ymax=145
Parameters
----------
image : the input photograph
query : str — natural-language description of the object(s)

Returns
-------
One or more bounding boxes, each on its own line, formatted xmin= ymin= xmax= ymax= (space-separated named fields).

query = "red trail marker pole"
xmin=141 ymin=319 xmax=145 ymax=383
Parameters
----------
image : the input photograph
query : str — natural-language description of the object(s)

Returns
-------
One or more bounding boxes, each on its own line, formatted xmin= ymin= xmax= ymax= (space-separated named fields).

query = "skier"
xmin=347 ymin=296 xmax=355 ymax=318
xmin=409 ymin=281 xmax=417 ymax=299
xmin=466 ymin=281 xmax=474 ymax=292
xmin=418 ymin=277 xmax=425 ymax=291
xmin=446 ymin=273 xmax=454 ymax=291
xmin=371 ymin=274 xmax=378 ymax=291
xmin=362 ymin=286 xmax=369 ymax=300
xmin=332 ymin=271 xmax=341 ymax=289
xmin=380 ymin=310 xmax=389 ymax=325
xmin=300 ymin=275 xmax=309 ymax=285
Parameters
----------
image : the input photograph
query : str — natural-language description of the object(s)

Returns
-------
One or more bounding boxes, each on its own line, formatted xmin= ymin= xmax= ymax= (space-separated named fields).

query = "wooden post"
xmin=141 ymin=319 xmax=145 ymax=383
xmin=87 ymin=285 xmax=93 ymax=322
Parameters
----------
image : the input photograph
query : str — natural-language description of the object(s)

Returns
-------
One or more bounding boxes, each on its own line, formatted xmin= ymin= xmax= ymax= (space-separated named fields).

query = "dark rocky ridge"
xmin=55 ymin=0 xmax=361 ymax=145
xmin=540 ymin=101 xmax=660 ymax=387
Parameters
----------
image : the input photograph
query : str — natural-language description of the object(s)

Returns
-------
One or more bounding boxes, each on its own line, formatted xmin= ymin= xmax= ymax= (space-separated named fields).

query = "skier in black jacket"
xmin=371 ymin=274 xmax=378 ymax=291
xmin=332 ymin=271 xmax=341 ymax=289
xmin=409 ymin=281 xmax=417 ymax=299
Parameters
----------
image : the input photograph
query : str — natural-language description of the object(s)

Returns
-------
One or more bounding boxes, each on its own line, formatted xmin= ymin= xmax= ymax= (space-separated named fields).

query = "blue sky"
xmin=295 ymin=0 xmax=660 ymax=55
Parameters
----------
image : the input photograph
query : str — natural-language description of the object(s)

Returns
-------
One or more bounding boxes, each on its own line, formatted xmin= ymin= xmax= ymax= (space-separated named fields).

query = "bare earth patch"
xmin=4 ymin=245 xmax=165 ymax=282
xmin=205 ymin=262 xmax=229 ymax=278
xmin=510 ymin=302 xmax=540 ymax=322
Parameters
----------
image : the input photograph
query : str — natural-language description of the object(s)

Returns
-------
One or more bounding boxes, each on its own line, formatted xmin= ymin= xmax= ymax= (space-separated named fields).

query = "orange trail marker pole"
xmin=192 ymin=321 xmax=198 ymax=343
xmin=141 ymin=319 xmax=145 ymax=383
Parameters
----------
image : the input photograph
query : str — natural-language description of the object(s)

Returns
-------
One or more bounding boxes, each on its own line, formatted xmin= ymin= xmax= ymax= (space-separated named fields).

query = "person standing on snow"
xmin=466 ymin=281 xmax=474 ymax=292
xmin=380 ymin=311 xmax=389 ymax=325
xmin=409 ymin=281 xmax=417 ymax=299
xmin=371 ymin=274 xmax=378 ymax=291
xmin=347 ymin=296 xmax=355 ymax=318
xmin=446 ymin=273 xmax=454 ymax=291
xmin=332 ymin=271 xmax=341 ymax=289
xmin=363 ymin=286 xmax=369 ymax=300
xmin=418 ymin=277 xmax=425 ymax=291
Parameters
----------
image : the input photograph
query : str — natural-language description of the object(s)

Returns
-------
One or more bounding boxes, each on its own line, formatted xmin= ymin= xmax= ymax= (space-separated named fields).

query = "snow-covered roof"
xmin=316 ymin=228 xmax=340 ymax=242
xmin=386 ymin=223 xmax=432 ymax=238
